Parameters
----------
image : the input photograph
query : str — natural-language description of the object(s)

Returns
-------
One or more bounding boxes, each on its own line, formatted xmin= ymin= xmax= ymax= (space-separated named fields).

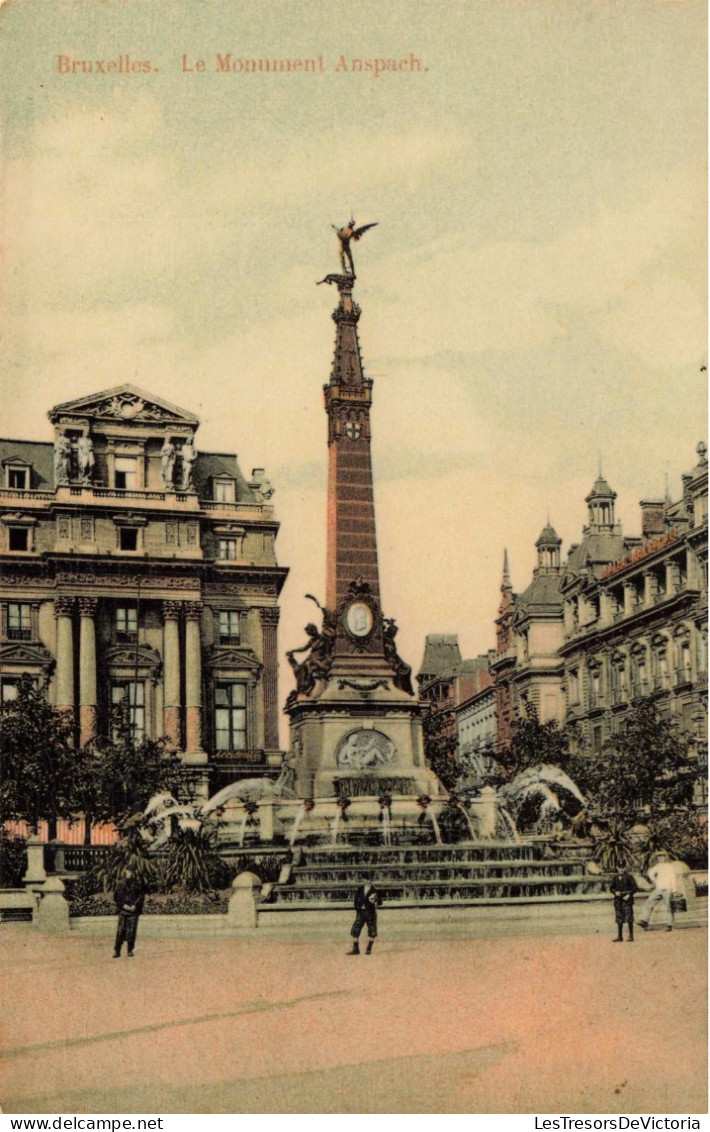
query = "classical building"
xmin=454 ymin=654 xmax=496 ymax=787
xmin=0 ymin=385 xmax=288 ymax=796
xmin=559 ymin=445 xmax=708 ymax=800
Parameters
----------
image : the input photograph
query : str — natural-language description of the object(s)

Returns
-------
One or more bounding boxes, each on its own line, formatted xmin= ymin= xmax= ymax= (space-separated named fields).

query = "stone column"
xmin=259 ymin=607 xmax=280 ymax=750
xmin=78 ymin=597 xmax=98 ymax=745
xmin=184 ymin=601 xmax=205 ymax=760
xmin=162 ymin=601 xmax=182 ymax=750
xmin=54 ymin=596 xmax=75 ymax=712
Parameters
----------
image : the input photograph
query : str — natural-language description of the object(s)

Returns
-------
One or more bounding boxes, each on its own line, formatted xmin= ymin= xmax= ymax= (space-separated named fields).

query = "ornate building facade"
xmin=490 ymin=445 xmax=707 ymax=801
xmin=0 ymin=385 xmax=288 ymax=796
xmin=558 ymin=445 xmax=708 ymax=799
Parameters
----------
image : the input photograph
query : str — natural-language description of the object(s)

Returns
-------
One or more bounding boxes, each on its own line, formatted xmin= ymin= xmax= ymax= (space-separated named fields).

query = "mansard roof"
xmin=0 ymin=439 xmax=53 ymax=488
xmin=417 ymin=634 xmax=462 ymax=681
xmin=48 ymin=384 xmax=200 ymax=427
xmin=515 ymin=573 xmax=563 ymax=619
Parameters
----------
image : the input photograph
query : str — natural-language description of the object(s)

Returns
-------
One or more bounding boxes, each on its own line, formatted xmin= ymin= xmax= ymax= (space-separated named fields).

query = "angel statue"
xmin=332 ymin=219 xmax=378 ymax=276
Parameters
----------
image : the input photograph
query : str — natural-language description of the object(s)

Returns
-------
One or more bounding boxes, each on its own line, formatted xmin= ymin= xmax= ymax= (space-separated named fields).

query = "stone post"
xmin=78 ymin=597 xmax=98 ymax=745
xmin=54 ymin=596 xmax=75 ymax=711
xmin=23 ymin=835 xmax=47 ymax=886
xmin=36 ymin=876 xmax=70 ymax=933
xmin=227 ymin=872 xmax=262 ymax=929
xmin=184 ymin=601 xmax=206 ymax=761
xmin=259 ymin=607 xmax=280 ymax=751
xmin=162 ymin=600 xmax=182 ymax=749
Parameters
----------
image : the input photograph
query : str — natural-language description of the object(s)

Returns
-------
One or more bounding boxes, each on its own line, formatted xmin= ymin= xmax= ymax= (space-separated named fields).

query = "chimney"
xmin=640 ymin=499 xmax=665 ymax=540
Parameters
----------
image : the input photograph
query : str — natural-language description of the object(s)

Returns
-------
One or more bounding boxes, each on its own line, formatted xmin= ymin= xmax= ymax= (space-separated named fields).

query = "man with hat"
xmin=637 ymin=851 xmax=677 ymax=933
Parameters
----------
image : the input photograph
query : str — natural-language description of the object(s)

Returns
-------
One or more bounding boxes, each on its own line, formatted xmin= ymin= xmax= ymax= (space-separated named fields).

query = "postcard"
xmin=0 ymin=0 xmax=706 ymax=1119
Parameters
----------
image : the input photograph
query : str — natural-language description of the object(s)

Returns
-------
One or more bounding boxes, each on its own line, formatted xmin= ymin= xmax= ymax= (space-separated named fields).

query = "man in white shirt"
xmin=637 ymin=851 xmax=679 ymax=932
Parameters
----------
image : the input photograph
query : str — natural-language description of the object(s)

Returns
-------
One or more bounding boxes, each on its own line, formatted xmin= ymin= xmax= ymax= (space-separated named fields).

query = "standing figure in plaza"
xmin=347 ymin=874 xmax=382 ymax=955
xmin=113 ymin=866 xmax=145 ymax=958
xmin=331 ymin=219 xmax=378 ymax=276
xmin=637 ymin=851 xmax=678 ymax=933
xmin=53 ymin=431 xmax=71 ymax=486
xmin=77 ymin=433 xmax=95 ymax=484
xmin=179 ymin=435 xmax=197 ymax=492
xmin=610 ymin=868 xmax=638 ymax=942
xmin=160 ymin=436 xmax=176 ymax=489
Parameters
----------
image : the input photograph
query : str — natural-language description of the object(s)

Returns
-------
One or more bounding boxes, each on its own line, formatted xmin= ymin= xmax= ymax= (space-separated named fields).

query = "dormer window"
xmin=3 ymin=460 xmax=31 ymax=490
xmin=8 ymin=468 xmax=27 ymax=489
xmin=214 ymin=478 xmax=236 ymax=503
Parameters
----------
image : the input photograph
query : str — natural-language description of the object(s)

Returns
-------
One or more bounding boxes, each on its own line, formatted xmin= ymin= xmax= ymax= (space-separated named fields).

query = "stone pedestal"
xmin=228 ymin=872 xmax=261 ymax=929
xmin=23 ymin=835 xmax=47 ymax=886
xmin=37 ymin=876 xmax=70 ymax=933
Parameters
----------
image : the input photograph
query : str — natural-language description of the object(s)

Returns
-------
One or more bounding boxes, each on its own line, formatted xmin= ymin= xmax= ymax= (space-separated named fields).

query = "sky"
xmin=0 ymin=0 xmax=706 ymax=727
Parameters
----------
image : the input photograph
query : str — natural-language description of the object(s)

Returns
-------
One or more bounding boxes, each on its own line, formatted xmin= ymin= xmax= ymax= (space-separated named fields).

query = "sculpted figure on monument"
xmin=179 ymin=435 xmax=197 ymax=491
xmin=53 ymin=432 xmax=71 ymax=486
xmin=160 ymin=437 xmax=176 ymax=489
xmin=286 ymin=604 xmax=336 ymax=697
xmin=77 ymin=434 xmax=95 ymax=484
xmin=331 ymin=219 xmax=378 ymax=276
xmin=383 ymin=618 xmax=414 ymax=696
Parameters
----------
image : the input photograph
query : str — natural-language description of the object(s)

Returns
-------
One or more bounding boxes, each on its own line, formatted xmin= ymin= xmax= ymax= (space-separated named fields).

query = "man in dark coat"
xmin=610 ymin=868 xmax=638 ymax=942
xmin=347 ymin=876 xmax=382 ymax=955
xmin=113 ymin=867 xmax=145 ymax=958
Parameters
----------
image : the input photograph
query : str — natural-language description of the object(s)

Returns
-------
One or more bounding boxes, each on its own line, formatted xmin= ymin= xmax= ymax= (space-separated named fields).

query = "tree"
xmin=494 ymin=699 xmax=577 ymax=783
xmin=570 ymin=699 xmax=695 ymax=824
xmin=0 ymin=676 xmax=78 ymax=837
xmin=421 ymin=700 xmax=460 ymax=791
xmin=72 ymin=705 xmax=188 ymax=834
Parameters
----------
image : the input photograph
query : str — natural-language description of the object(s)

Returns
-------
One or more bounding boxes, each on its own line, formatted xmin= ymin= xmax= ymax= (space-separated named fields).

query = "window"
xmin=0 ymin=678 xmax=19 ymax=704
xmin=214 ymin=682 xmax=246 ymax=750
xmin=7 ymin=603 xmax=31 ymax=641
xmin=116 ymin=606 xmax=137 ymax=639
xmin=218 ymin=610 xmax=240 ymax=645
xmin=8 ymin=528 xmax=28 ymax=552
xmin=115 ymin=457 xmax=137 ymax=490
xmin=214 ymin=479 xmax=236 ymax=503
xmin=218 ymin=538 xmax=237 ymax=560
xmin=119 ymin=528 xmax=138 ymax=552
xmin=568 ymin=669 xmax=579 ymax=704
xmin=111 ymin=681 xmax=145 ymax=742
xmin=8 ymin=468 xmax=27 ymax=489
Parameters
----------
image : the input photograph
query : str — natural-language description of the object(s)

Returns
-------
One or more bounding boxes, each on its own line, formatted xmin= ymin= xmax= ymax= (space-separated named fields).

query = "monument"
xmin=286 ymin=223 xmax=439 ymax=803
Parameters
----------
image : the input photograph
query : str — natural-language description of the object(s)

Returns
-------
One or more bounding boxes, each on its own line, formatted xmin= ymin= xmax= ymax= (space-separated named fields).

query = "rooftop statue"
xmin=331 ymin=219 xmax=378 ymax=277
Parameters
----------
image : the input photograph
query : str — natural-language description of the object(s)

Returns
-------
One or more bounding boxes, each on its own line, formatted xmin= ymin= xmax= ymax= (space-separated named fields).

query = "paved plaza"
xmin=1 ymin=912 xmax=706 ymax=1115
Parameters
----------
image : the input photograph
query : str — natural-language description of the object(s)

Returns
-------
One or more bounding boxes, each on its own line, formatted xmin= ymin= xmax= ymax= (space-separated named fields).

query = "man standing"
xmin=637 ymin=851 xmax=677 ymax=933
xmin=347 ymin=875 xmax=382 ymax=955
xmin=610 ymin=868 xmax=638 ymax=942
xmin=113 ymin=867 xmax=145 ymax=958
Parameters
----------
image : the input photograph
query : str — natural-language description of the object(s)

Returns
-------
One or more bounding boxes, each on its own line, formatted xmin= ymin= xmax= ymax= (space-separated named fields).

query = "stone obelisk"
xmin=286 ymin=227 xmax=438 ymax=801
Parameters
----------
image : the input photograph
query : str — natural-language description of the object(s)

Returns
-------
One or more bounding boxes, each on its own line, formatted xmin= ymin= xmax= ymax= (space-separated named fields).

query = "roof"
xmin=515 ymin=572 xmax=563 ymax=618
xmin=535 ymin=523 xmax=561 ymax=547
xmin=586 ymin=474 xmax=616 ymax=501
xmin=193 ymin=453 xmax=258 ymax=503
xmin=417 ymin=634 xmax=462 ymax=680
xmin=0 ymin=439 xmax=53 ymax=490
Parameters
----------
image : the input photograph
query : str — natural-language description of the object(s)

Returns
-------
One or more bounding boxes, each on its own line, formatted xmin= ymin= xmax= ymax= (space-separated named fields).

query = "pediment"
xmin=104 ymin=644 xmax=162 ymax=669
xmin=0 ymin=642 xmax=54 ymax=668
xmin=49 ymin=385 xmax=199 ymax=428
xmin=205 ymin=646 xmax=263 ymax=672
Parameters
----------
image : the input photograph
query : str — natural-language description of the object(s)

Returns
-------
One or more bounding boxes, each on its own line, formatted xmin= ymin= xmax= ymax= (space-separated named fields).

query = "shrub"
xmin=0 ymin=831 xmax=28 ymax=887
